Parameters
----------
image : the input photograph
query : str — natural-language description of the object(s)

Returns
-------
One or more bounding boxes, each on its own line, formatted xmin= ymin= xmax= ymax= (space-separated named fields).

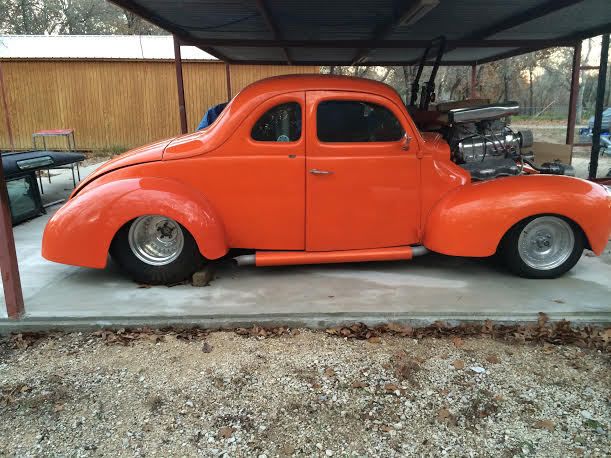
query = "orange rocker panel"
xmin=42 ymin=74 xmax=611 ymax=284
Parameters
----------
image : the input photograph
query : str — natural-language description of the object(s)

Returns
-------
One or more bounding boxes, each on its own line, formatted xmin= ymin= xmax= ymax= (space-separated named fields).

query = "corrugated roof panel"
xmin=388 ymin=0 xmax=547 ymax=40
xmin=109 ymin=0 xmax=611 ymax=64
xmin=490 ymin=0 xmax=611 ymax=40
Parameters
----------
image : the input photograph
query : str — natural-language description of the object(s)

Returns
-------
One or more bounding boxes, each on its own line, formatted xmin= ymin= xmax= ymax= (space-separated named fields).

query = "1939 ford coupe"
xmin=42 ymin=74 xmax=611 ymax=284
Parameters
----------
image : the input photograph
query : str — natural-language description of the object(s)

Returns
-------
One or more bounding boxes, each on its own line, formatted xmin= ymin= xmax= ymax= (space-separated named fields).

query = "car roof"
xmin=235 ymin=74 xmax=404 ymax=106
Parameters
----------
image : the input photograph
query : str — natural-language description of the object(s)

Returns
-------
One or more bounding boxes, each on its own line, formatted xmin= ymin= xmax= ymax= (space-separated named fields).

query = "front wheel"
xmin=110 ymin=215 xmax=204 ymax=284
xmin=498 ymin=215 xmax=584 ymax=279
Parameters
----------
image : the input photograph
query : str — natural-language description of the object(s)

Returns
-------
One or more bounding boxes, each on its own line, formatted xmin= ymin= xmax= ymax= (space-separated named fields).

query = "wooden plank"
xmin=0 ymin=60 xmax=318 ymax=151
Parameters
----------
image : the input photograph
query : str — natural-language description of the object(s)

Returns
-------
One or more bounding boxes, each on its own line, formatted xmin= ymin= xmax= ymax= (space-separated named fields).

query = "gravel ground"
xmin=0 ymin=330 xmax=609 ymax=457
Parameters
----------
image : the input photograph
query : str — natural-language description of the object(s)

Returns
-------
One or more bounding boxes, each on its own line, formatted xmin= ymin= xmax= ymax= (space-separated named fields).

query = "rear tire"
xmin=498 ymin=215 xmax=584 ymax=279
xmin=110 ymin=215 xmax=204 ymax=285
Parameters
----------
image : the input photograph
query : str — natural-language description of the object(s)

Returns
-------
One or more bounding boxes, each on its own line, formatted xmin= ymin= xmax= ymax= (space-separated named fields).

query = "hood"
xmin=71 ymin=137 xmax=174 ymax=198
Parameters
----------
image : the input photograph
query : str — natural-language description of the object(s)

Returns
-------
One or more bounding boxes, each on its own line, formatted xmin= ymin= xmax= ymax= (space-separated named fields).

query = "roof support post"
xmin=225 ymin=63 xmax=232 ymax=100
xmin=589 ymin=34 xmax=609 ymax=180
xmin=470 ymin=64 xmax=477 ymax=98
xmin=173 ymin=35 xmax=188 ymax=134
xmin=0 ymin=164 xmax=24 ymax=320
xmin=566 ymin=43 xmax=581 ymax=147
xmin=0 ymin=61 xmax=24 ymax=320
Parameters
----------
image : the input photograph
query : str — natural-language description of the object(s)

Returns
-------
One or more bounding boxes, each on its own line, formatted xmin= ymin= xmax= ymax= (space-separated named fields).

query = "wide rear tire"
xmin=497 ymin=215 xmax=584 ymax=279
xmin=110 ymin=215 xmax=204 ymax=285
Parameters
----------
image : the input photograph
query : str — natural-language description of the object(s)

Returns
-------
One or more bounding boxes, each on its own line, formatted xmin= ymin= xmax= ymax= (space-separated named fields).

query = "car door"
xmin=305 ymin=91 xmax=421 ymax=251
xmin=189 ymin=92 xmax=306 ymax=250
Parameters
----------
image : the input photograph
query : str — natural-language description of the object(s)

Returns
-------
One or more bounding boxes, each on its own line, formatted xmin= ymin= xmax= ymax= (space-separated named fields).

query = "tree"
xmin=0 ymin=0 xmax=163 ymax=35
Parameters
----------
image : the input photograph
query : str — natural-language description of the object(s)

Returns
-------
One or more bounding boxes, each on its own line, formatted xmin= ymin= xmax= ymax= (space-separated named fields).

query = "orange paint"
xmin=255 ymin=246 xmax=414 ymax=266
xmin=42 ymin=74 xmax=611 ymax=269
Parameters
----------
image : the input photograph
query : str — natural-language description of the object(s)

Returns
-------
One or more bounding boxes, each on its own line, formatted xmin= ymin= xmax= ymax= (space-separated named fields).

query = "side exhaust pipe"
xmin=233 ymin=246 xmax=429 ymax=267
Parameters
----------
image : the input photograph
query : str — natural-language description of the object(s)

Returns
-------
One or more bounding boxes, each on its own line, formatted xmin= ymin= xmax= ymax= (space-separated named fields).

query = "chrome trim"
xmin=449 ymin=102 xmax=520 ymax=124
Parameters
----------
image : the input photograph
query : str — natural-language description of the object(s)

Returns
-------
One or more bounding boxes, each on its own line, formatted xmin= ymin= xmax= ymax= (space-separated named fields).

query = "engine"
xmin=442 ymin=102 xmax=539 ymax=181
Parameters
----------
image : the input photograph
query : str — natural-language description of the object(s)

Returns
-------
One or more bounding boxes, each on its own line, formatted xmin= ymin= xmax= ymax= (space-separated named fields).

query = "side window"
xmin=251 ymin=102 xmax=302 ymax=142
xmin=317 ymin=100 xmax=404 ymax=142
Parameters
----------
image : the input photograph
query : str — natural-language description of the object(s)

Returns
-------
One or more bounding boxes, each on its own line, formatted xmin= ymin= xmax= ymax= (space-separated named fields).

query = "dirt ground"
xmin=0 ymin=329 xmax=609 ymax=457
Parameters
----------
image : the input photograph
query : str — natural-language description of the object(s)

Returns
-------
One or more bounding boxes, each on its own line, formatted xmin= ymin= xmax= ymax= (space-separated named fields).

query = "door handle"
xmin=310 ymin=168 xmax=334 ymax=175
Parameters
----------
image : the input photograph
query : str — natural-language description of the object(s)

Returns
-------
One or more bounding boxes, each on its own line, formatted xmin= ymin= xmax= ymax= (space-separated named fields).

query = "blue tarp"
xmin=196 ymin=103 xmax=228 ymax=131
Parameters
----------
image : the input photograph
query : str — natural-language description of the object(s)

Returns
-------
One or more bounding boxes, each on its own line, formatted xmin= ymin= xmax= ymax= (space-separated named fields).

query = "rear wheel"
xmin=110 ymin=215 xmax=204 ymax=284
xmin=498 ymin=215 xmax=584 ymax=278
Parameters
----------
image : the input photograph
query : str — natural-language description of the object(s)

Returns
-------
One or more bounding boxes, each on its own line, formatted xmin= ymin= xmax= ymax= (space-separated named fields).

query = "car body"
xmin=42 ymin=75 xmax=611 ymax=283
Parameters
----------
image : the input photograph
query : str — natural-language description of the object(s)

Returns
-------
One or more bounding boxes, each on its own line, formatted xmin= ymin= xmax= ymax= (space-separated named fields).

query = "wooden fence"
xmin=0 ymin=59 xmax=319 ymax=151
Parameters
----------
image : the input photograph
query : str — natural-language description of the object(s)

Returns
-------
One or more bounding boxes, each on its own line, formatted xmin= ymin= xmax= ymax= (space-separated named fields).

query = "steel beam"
xmin=0 ymin=166 xmax=24 ymax=320
xmin=173 ymin=36 xmax=188 ymax=134
xmin=255 ymin=0 xmax=291 ymax=65
xmin=589 ymin=34 xmax=609 ymax=179
xmin=566 ymin=43 xmax=581 ymax=146
xmin=188 ymin=38 xmax=578 ymax=49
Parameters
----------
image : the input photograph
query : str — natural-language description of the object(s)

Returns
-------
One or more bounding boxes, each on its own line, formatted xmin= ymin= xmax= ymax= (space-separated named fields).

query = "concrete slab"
xmin=1 ymin=163 xmax=610 ymax=330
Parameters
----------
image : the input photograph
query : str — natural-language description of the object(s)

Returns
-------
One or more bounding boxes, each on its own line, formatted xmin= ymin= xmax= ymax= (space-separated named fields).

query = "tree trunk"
xmin=528 ymin=67 xmax=534 ymax=116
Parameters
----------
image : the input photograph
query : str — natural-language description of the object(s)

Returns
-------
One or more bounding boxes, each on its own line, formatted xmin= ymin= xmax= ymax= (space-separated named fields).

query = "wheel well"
xmin=497 ymin=213 xmax=590 ymax=252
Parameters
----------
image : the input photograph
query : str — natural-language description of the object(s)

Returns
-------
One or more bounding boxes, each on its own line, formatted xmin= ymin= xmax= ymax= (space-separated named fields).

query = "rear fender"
xmin=42 ymin=177 xmax=228 ymax=268
xmin=423 ymin=175 xmax=611 ymax=257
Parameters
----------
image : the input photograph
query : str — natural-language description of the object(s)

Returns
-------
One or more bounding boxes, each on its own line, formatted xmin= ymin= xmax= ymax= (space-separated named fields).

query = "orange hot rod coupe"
xmin=42 ymin=74 xmax=611 ymax=284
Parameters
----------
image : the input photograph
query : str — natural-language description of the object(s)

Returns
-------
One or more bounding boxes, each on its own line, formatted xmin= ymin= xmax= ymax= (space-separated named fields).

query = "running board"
xmin=234 ymin=246 xmax=429 ymax=267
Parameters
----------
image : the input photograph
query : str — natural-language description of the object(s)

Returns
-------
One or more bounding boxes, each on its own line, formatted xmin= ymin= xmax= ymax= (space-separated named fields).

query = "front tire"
xmin=110 ymin=215 xmax=204 ymax=285
xmin=498 ymin=215 xmax=584 ymax=279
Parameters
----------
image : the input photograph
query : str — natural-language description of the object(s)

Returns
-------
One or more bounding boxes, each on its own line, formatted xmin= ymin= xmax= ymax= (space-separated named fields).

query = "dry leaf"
xmin=351 ymin=381 xmax=367 ymax=389
xmin=323 ymin=367 xmax=336 ymax=378
xmin=380 ymin=425 xmax=393 ymax=432
xmin=451 ymin=337 xmax=465 ymax=348
xmin=453 ymin=359 xmax=465 ymax=370
xmin=437 ymin=407 xmax=458 ymax=426
xmin=384 ymin=383 xmax=399 ymax=392
xmin=533 ymin=419 xmax=555 ymax=432
xmin=486 ymin=354 xmax=500 ymax=364
xmin=218 ymin=426 xmax=235 ymax=439
xmin=367 ymin=336 xmax=381 ymax=344
xmin=437 ymin=408 xmax=451 ymax=420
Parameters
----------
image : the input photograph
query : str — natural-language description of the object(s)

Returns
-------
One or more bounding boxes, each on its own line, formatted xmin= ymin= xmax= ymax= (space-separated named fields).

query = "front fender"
xmin=42 ymin=177 xmax=228 ymax=268
xmin=423 ymin=175 xmax=611 ymax=257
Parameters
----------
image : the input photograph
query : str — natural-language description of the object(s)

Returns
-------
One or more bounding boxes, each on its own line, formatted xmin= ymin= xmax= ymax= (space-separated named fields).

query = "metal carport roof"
xmin=108 ymin=0 xmax=611 ymax=65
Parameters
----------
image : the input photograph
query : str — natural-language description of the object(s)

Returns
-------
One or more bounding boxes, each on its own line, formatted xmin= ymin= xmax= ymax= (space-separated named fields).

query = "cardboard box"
xmin=529 ymin=142 xmax=572 ymax=165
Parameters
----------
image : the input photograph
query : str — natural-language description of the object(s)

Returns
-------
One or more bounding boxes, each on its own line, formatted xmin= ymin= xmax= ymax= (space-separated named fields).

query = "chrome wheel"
xmin=517 ymin=216 xmax=575 ymax=271
xmin=128 ymin=215 xmax=184 ymax=266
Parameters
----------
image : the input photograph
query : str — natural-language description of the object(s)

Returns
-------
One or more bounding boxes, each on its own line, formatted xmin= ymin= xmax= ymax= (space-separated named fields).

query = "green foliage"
xmin=0 ymin=0 xmax=163 ymax=35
